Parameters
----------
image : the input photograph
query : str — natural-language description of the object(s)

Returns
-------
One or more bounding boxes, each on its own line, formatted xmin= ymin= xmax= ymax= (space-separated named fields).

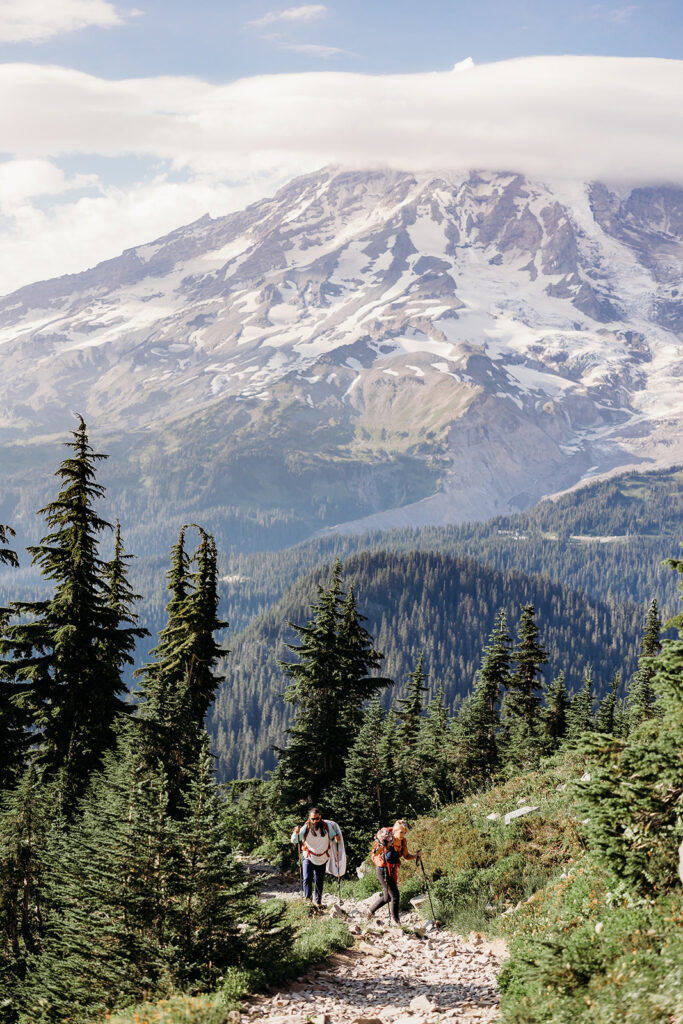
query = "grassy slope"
xmin=377 ymin=752 xmax=682 ymax=1024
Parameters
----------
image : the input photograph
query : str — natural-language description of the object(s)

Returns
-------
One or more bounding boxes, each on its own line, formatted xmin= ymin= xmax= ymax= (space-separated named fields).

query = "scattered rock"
xmin=504 ymin=805 xmax=540 ymax=825
xmin=358 ymin=941 xmax=385 ymax=956
xmin=410 ymin=993 xmax=437 ymax=1012
xmin=356 ymin=862 xmax=370 ymax=878
xmin=580 ymin=771 xmax=592 ymax=782
xmin=486 ymin=812 xmax=499 ymax=820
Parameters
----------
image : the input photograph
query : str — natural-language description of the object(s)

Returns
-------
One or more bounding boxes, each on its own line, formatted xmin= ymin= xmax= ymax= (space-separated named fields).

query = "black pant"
xmin=369 ymin=865 xmax=400 ymax=923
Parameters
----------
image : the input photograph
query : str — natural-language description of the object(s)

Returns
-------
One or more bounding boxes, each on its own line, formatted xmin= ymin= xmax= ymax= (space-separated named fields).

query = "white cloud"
xmin=247 ymin=5 xmax=327 ymax=28
xmin=2 ymin=57 xmax=681 ymax=183
xmin=0 ymin=158 xmax=96 ymax=204
xmin=588 ymin=4 xmax=638 ymax=24
xmin=1 ymin=55 xmax=682 ymax=292
xmin=278 ymin=42 xmax=348 ymax=57
xmin=0 ymin=170 xmax=274 ymax=294
xmin=0 ymin=0 xmax=130 ymax=43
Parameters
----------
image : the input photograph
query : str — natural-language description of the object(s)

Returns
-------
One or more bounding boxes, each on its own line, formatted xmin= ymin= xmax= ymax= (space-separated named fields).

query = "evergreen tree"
xmin=541 ymin=671 xmax=569 ymax=750
xmin=25 ymin=726 xmax=177 ymax=1020
xmin=565 ymin=667 xmax=595 ymax=744
xmin=336 ymin=585 xmax=387 ymax=739
xmin=0 ymin=418 xmax=140 ymax=809
xmin=375 ymin=707 xmax=402 ymax=824
xmin=0 ymin=527 xmax=25 ymax=790
xmin=455 ymin=610 xmax=513 ymax=787
xmin=0 ymin=525 xmax=18 ymax=568
xmin=0 ymin=766 xmax=64 ymax=1020
xmin=396 ymin=653 xmax=429 ymax=750
xmin=169 ymin=735 xmax=286 ymax=991
xmin=579 ymin=555 xmax=683 ymax=896
xmin=448 ymin=693 xmax=483 ymax=795
xmin=595 ymin=670 xmax=621 ymax=734
xmin=136 ymin=526 xmax=226 ymax=808
xmin=627 ymin=597 xmax=662 ymax=730
xmin=416 ymin=687 xmax=453 ymax=807
xmin=99 ymin=521 xmax=148 ymax=689
xmin=395 ymin=654 xmax=429 ymax=806
xmin=500 ymin=604 xmax=548 ymax=768
xmin=326 ymin=697 xmax=386 ymax=866
xmin=272 ymin=563 xmax=389 ymax=807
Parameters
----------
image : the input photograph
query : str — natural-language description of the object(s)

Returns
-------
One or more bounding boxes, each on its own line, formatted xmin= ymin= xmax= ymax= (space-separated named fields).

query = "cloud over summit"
xmin=2 ymin=55 xmax=681 ymax=184
xmin=1 ymin=54 xmax=682 ymax=292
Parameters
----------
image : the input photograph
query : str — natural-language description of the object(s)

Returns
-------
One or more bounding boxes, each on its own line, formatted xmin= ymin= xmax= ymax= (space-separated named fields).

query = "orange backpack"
xmin=371 ymin=827 xmax=395 ymax=868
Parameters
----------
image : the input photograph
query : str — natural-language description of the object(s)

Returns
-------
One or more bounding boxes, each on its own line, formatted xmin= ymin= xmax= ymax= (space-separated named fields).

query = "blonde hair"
xmin=392 ymin=819 xmax=408 ymax=835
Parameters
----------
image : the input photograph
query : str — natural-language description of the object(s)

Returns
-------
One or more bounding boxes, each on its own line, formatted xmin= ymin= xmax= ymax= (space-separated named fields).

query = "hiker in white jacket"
xmin=291 ymin=807 xmax=341 ymax=905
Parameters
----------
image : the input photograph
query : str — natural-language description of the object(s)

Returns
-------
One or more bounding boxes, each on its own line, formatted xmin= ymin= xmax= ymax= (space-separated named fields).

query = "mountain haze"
xmin=1 ymin=168 xmax=682 ymax=551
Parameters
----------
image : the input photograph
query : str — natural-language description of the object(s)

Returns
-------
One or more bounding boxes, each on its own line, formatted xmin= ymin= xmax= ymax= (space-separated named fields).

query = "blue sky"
xmin=3 ymin=1 xmax=683 ymax=78
xmin=0 ymin=0 xmax=682 ymax=292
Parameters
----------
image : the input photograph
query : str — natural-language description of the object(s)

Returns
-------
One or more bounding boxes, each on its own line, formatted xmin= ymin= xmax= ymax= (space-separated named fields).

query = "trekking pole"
xmin=297 ymin=837 xmax=304 ymax=898
xmin=417 ymin=853 xmax=437 ymax=922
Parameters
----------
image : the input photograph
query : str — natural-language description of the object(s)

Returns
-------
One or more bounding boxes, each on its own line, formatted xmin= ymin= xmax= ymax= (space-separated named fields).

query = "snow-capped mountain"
xmin=1 ymin=168 xmax=681 ymax=539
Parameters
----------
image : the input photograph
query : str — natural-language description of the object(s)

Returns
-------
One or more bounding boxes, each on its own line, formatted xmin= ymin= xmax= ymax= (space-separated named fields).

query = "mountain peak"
xmin=1 ymin=167 xmax=681 ymax=531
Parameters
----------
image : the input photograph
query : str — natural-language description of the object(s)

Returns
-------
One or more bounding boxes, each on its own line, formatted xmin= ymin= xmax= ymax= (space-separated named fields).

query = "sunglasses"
xmin=310 ymin=816 xmax=321 ymax=821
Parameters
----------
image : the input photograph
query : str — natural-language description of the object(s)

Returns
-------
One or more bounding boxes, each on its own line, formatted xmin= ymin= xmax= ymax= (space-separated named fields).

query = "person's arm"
xmin=290 ymin=825 xmax=302 ymax=844
xmin=402 ymin=839 xmax=421 ymax=860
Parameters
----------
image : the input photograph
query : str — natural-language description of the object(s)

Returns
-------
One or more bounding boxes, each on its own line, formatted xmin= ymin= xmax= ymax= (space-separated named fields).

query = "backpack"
xmin=371 ymin=827 xmax=399 ymax=868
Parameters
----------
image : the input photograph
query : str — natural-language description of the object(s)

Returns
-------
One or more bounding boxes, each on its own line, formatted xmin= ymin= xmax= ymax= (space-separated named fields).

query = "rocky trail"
xmin=239 ymin=871 xmax=507 ymax=1024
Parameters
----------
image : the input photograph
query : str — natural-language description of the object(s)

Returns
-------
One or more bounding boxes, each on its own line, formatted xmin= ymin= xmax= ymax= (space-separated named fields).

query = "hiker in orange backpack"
xmin=366 ymin=819 xmax=420 ymax=928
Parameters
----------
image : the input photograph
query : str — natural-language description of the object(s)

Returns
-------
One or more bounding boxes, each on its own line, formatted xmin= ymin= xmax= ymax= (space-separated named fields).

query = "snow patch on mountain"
xmin=0 ymin=167 xmax=681 ymax=527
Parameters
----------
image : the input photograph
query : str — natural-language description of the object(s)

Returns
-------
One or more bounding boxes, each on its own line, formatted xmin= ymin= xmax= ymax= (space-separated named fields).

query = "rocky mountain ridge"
xmin=1 ymin=167 xmax=681 ymax=540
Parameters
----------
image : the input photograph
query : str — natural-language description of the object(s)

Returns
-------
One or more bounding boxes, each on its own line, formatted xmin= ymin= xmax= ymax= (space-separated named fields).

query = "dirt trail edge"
xmin=243 ymin=875 xmax=508 ymax=1024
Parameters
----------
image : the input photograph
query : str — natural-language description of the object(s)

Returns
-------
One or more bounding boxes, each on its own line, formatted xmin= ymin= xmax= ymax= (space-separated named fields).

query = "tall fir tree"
xmin=455 ymin=610 xmax=513 ymax=787
xmin=0 ymin=526 xmax=26 ymax=790
xmin=541 ymin=671 xmax=569 ymax=751
xmin=627 ymin=597 xmax=662 ymax=730
xmin=0 ymin=418 xmax=142 ymax=810
xmin=565 ymin=667 xmax=595 ymax=744
xmin=499 ymin=604 xmax=548 ymax=768
xmin=595 ymin=670 xmax=621 ymax=735
xmin=326 ymin=696 xmax=387 ymax=866
xmin=396 ymin=653 xmax=429 ymax=750
xmin=273 ymin=562 xmax=389 ymax=807
xmin=416 ymin=687 xmax=453 ymax=807
xmin=336 ymin=585 xmax=387 ymax=740
xmin=136 ymin=526 xmax=226 ymax=807
xmin=99 ymin=521 xmax=148 ymax=689
xmin=395 ymin=654 xmax=429 ymax=806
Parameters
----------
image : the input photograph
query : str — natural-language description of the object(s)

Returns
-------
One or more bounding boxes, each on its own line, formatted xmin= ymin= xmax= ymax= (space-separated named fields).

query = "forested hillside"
xmin=217 ymin=466 xmax=682 ymax=640
xmin=210 ymin=550 xmax=647 ymax=780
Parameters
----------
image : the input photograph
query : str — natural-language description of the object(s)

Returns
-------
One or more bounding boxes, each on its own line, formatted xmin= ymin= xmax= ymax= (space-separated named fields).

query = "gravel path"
xmin=240 ymin=876 xmax=507 ymax=1024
